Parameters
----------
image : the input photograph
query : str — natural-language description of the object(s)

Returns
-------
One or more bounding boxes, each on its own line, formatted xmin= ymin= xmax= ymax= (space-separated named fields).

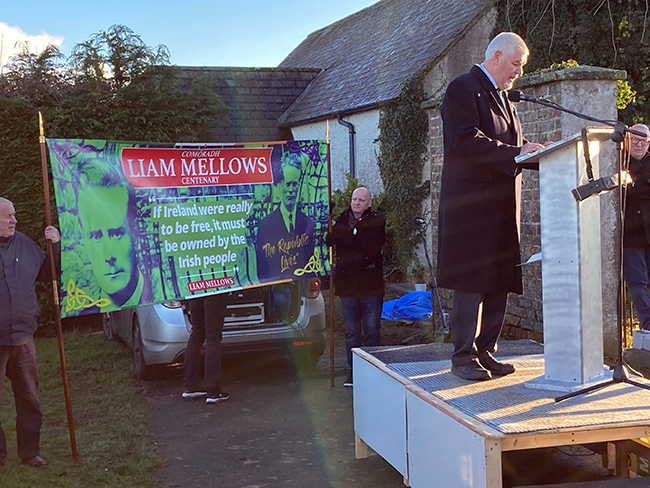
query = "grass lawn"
xmin=0 ymin=329 xmax=162 ymax=488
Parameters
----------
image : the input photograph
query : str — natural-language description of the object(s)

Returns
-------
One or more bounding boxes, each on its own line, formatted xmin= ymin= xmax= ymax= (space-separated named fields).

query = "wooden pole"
xmin=38 ymin=113 xmax=78 ymax=460
xmin=326 ymin=121 xmax=336 ymax=388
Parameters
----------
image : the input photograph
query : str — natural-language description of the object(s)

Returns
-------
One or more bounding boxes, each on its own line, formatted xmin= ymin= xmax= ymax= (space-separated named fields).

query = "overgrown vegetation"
xmin=0 ymin=25 xmax=228 ymax=326
xmin=377 ymin=76 xmax=430 ymax=280
xmin=0 ymin=331 xmax=162 ymax=488
xmin=494 ymin=0 xmax=650 ymax=124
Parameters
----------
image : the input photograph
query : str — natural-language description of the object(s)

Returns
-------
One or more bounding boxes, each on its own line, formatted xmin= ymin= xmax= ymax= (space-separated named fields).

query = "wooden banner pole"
xmin=38 ymin=113 xmax=78 ymax=460
xmin=326 ymin=121 xmax=336 ymax=388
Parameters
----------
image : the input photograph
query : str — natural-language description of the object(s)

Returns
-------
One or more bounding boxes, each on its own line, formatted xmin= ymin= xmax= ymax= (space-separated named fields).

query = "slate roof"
xmin=178 ymin=67 xmax=320 ymax=142
xmin=278 ymin=0 xmax=492 ymax=126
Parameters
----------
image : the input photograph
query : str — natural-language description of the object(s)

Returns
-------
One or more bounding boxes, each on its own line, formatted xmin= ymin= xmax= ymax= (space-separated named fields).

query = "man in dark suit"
xmin=255 ymin=157 xmax=315 ymax=282
xmin=437 ymin=32 xmax=544 ymax=381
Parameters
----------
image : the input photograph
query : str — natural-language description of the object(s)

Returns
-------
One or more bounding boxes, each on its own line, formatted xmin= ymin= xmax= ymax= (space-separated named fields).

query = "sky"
xmin=1 ymin=0 xmax=379 ymax=70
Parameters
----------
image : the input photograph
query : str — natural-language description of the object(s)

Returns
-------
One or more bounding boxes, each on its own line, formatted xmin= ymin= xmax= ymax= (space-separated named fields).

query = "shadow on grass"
xmin=0 ymin=330 xmax=162 ymax=488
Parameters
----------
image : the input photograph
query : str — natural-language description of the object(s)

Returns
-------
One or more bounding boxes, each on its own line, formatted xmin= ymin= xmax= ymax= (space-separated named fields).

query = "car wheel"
xmin=132 ymin=316 xmax=158 ymax=380
xmin=102 ymin=313 xmax=114 ymax=341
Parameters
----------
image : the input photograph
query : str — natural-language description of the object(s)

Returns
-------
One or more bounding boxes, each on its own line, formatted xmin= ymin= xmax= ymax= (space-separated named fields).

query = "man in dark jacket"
xmin=623 ymin=124 xmax=650 ymax=330
xmin=437 ymin=32 xmax=544 ymax=381
xmin=0 ymin=197 xmax=60 ymax=469
xmin=327 ymin=187 xmax=385 ymax=386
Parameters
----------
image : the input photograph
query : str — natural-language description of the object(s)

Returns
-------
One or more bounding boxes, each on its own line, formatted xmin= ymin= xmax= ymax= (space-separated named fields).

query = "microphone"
xmin=572 ymin=174 xmax=618 ymax=202
xmin=508 ymin=90 xmax=545 ymax=103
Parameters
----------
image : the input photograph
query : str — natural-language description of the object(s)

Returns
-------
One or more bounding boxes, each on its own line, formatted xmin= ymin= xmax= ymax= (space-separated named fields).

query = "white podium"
xmin=516 ymin=127 xmax=615 ymax=391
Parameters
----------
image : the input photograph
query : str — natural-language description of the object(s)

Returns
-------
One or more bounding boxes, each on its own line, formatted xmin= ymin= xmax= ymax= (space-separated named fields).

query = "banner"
xmin=47 ymin=139 xmax=331 ymax=318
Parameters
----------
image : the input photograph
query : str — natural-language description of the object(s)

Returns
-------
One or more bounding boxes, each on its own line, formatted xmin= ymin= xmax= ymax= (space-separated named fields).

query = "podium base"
xmin=524 ymin=367 xmax=613 ymax=392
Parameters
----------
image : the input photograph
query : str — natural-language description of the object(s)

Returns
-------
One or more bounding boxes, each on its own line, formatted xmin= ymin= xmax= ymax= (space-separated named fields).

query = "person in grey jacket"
xmin=0 ymin=197 xmax=60 ymax=469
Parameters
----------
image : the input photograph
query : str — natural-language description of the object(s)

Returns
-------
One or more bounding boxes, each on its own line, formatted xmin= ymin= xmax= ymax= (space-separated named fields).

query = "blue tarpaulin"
xmin=381 ymin=291 xmax=432 ymax=321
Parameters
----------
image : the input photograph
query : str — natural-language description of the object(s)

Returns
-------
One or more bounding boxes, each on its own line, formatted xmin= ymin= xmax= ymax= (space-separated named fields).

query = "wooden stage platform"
xmin=352 ymin=341 xmax=650 ymax=488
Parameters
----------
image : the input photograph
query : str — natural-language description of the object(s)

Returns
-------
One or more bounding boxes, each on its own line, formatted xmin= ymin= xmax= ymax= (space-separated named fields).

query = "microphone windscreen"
xmin=507 ymin=90 xmax=523 ymax=102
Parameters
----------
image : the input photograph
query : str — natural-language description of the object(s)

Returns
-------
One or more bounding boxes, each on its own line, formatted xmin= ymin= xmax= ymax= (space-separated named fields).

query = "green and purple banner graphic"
xmin=47 ymin=139 xmax=330 ymax=318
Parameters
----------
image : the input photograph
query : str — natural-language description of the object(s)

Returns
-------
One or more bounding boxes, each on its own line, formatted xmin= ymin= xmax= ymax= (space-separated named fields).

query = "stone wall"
xmin=423 ymin=66 xmax=625 ymax=352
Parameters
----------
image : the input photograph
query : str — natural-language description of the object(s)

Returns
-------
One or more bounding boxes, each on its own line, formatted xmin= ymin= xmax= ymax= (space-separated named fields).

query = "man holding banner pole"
xmin=0 ymin=197 xmax=60 ymax=469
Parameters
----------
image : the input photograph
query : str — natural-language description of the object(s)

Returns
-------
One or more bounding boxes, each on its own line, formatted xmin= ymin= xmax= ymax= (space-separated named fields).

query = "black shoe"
xmin=478 ymin=354 xmax=515 ymax=376
xmin=343 ymin=372 xmax=353 ymax=387
xmin=451 ymin=360 xmax=491 ymax=381
xmin=206 ymin=392 xmax=230 ymax=404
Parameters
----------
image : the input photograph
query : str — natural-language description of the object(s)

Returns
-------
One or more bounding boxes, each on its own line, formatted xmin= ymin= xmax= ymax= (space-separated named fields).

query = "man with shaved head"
xmin=327 ymin=187 xmax=386 ymax=387
xmin=623 ymin=124 xmax=650 ymax=330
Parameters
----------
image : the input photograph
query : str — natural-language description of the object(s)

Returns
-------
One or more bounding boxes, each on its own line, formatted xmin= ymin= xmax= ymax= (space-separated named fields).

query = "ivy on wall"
xmin=377 ymin=76 xmax=430 ymax=280
xmin=493 ymin=0 xmax=647 ymax=123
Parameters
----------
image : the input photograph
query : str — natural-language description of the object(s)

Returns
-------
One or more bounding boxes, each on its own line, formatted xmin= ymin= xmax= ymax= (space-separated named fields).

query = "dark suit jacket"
xmin=436 ymin=65 xmax=525 ymax=294
xmin=624 ymin=153 xmax=650 ymax=247
xmin=255 ymin=207 xmax=315 ymax=282
xmin=326 ymin=207 xmax=385 ymax=297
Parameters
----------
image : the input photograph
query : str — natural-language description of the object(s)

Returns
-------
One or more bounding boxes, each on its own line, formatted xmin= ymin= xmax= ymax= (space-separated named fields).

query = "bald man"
xmin=623 ymin=124 xmax=650 ymax=331
xmin=0 ymin=197 xmax=60 ymax=469
xmin=326 ymin=187 xmax=386 ymax=387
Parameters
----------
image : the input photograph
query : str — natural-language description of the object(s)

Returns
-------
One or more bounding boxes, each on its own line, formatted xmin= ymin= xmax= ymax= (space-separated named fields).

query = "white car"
xmin=103 ymin=278 xmax=326 ymax=379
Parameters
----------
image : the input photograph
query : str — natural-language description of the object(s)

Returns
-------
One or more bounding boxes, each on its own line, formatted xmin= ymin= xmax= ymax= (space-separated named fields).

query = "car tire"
xmin=132 ymin=316 xmax=159 ymax=380
xmin=102 ymin=313 xmax=114 ymax=341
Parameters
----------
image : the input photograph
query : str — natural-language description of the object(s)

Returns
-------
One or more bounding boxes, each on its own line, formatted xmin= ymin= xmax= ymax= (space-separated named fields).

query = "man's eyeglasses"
xmin=631 ymin=137 xmax=650 ymax=145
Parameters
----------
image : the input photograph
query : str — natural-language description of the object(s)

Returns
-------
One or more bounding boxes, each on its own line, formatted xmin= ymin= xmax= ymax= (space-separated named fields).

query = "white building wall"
xmin=289 ymin=110 xmax=382 ymax=196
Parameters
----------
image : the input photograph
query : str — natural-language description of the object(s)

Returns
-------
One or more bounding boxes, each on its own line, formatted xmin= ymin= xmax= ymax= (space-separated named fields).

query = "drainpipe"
xmin=337 ymin=113 xmax=356 ymax=178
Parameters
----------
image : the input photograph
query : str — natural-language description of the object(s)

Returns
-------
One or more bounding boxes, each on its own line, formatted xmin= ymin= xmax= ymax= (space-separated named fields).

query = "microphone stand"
xmin=414 ymin=218 xmax=449 ymax=336
xmin=510 ymin=91 xmax=650 ymax=401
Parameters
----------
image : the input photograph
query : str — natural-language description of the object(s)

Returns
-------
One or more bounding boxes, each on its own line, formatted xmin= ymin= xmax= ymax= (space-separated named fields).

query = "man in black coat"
xmin=623 ymin=124 xmax=650 ymax=330
xmin=327 ymin=187 xmax=385 ymax=386
xmin=437 ymin=32 xmax=544 ymax=381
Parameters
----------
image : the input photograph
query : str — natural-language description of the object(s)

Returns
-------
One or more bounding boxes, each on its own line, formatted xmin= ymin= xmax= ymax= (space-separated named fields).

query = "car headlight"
xmin=162 ymin=301 xmax=183 ymax=309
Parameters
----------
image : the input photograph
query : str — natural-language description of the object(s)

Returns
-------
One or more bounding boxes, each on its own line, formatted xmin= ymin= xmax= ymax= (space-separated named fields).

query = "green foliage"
xmin=530 ymin=59 xmax=579 ymax=74
xmin=493 ymin=0 xmax=650 ymax=123
xmin=618 ymin=79 xmax=637 ymax=110
xmin=69 ymin=25 xmax=170 ymax=88
xmin=0 ymin=25 xmax=229 ymax=327
xmin=377 ymin=76 xmax=429 ymax=280
xmin=0 ymin=331 xmax=162 ymax=487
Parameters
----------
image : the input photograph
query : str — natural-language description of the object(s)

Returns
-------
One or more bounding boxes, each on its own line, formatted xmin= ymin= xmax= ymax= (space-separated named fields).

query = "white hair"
xmin=0 ymin=197 xmax=13 ymax=206
xmin=485 ymin=32 xmax=529 ymax=60
xmin=353 ymin=187 xmax=372 ymax=200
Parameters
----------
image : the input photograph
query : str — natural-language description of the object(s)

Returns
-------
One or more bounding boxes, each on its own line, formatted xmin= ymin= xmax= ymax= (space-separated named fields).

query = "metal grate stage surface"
xmin=387 ymin=355 xmax=650 ymax=435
